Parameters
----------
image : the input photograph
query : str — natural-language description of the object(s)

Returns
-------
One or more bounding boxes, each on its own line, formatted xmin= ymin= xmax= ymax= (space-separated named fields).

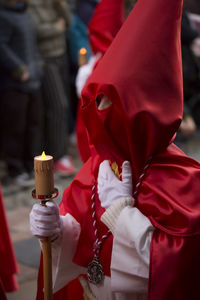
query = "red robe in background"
xmin=76 ymin=0 xmax=124 ymax=163
xmin=0 ymin=185 xmax=18 ymax=299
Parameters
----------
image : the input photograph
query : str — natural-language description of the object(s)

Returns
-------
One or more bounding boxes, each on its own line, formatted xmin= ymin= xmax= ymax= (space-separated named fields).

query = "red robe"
xmin=0 ymin=185 xmax=18 ymax=298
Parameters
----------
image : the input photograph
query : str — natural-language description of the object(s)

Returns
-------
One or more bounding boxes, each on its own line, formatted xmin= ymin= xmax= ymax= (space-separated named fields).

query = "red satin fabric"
xmin=0 ymin=185 xmax=18 ymax=294
xmin=149 ymin=231 xmax=200 ymax=300
xmin=75 ymin=102 xmax=91 ymax=162
xmin=89 ymin=0 xmax=124 ymax=55
xmin=138 ymin=143 xmax=200 ymax=236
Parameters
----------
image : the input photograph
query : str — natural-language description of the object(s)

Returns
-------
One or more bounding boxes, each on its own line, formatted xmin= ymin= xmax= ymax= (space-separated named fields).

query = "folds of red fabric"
xmin=76 ymin=102 xmax=91 ymax=163
xmin=0 ymin=184 xmax=18 ymax=295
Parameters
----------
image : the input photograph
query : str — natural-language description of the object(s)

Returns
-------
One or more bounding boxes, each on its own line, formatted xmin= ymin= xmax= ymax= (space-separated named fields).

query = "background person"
xmin=0 ymin=0 xmax=43 ymax=187
xmin=29 ymin=0 xmax=76 ymax=176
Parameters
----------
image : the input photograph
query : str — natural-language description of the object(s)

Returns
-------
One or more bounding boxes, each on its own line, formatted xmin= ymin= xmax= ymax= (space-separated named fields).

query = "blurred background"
xmin=1 ymin=0 xmax=200 ymax=299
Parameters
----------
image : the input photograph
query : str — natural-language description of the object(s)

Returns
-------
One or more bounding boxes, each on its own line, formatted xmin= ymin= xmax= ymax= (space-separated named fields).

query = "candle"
xmin=78 ymin=48 xmax=88 ymax=67
xmin=34 ymin=151 xmax=54 ymax=197
xmin=32 ymin=151 xmax=57 ymax=300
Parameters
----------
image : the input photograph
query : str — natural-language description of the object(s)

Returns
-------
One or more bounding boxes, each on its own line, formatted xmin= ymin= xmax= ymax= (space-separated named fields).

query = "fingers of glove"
xmin=122 ymin=161 xmax=132 ymax=185
xmin=31 ymin=229 xmax=60 ymax=239
xmin=31 ymin=201 xmax=59 ymax=216
xmin=31 ymin=203 xmax=53 ymax=217
xmin=97 ymin=175 xmax=116 ymax=200
xmin=30 ymin=208 xmax=59 ymax=227
xmin=37 ymin=219 xmax=60 ymax=230
xmin=45 ymin=201 xmax=59 ymax=215
xmin=30 ymin=205 xmax=60 ymax=232
xmin=31 ymin=218 xmax=60 ymax=231
xmin=99 ymin=160 xmax=118 ymax=181
xmin=98 ymin=160 xmax=109 ymax=180
xmin=33 ymin=213 xmax=58 ymax=223
xmin=30 ymin=223 xmax=55 ymax=237
xmin=30 ymin=221 xmax=61 ymax=237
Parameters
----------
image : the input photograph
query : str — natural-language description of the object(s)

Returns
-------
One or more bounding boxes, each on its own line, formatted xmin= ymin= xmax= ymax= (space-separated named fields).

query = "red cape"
xmin=0 ymin=185 xmax=18 ymax=296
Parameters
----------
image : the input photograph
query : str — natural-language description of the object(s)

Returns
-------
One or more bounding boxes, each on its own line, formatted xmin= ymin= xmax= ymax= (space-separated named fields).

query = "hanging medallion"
xmin=88 ymin=257 xmax=104 ymax=285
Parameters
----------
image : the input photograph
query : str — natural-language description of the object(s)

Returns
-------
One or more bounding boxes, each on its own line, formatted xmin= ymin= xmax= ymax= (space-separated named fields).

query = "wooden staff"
xmin=32 ymin=152 xmax=58 ymax=300
xmin=40 ymin=236 xmax=52 ymax=300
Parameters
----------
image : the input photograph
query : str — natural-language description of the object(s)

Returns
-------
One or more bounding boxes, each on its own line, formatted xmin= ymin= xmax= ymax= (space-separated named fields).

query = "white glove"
xmin=97 ymin=160 xmax=133 ymax=209
xmin=75 ymin=53 xmax=101 ymax=97
xmin=30 ymin=201 xmax=62 ymax=241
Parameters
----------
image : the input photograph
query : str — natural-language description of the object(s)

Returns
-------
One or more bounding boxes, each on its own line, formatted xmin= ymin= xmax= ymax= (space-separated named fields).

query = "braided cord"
xmin=91 ymin=184 xmax=111 ymax=258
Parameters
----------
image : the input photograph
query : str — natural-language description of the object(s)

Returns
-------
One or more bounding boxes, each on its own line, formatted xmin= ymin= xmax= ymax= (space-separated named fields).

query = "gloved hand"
xmin=30 ymin=201 xmax=62 ymax=241
xmin=97 ymin=160 xmax=133 ymax=209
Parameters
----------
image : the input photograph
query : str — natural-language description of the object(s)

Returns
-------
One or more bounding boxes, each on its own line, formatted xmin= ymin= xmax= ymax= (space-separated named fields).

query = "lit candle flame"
xmin=41 ymin=151 xmax=46 ymax=160
xmin=80 ymin=48 xmax=87 ymax=55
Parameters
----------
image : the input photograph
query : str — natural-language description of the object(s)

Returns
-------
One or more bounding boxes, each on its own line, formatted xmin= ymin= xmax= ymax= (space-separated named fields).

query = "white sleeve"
xmin=111 ymin=206 xmax=154 ymax=293
xmin=51 ymin=213 xmax=86 ymax=293
xmin=75 ymin=54 xmax=101 ymax=97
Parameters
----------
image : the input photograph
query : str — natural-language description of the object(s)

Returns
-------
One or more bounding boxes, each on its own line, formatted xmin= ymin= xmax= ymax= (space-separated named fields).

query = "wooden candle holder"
xmin=32 ymin=152 xmax=58 ymax=300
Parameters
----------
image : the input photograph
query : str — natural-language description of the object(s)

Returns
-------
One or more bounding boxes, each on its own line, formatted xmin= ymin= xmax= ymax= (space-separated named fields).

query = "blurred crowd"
xmin=0 ymin=0 xmax=200 ymax=188
xmin=0 ymin=0 xmax=100 ymax=188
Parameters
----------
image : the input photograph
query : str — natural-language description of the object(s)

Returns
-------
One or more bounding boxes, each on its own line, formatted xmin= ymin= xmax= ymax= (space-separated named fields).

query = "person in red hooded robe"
xmin=30 ymin=0 xmax=200 ymax=299
xmin=75 ymin=0 xmax=125 ymax=162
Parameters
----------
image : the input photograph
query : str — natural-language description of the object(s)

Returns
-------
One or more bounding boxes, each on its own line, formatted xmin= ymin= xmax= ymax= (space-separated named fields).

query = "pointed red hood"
xmin=89 ymin=0 xmax=124 ymax=55
xmin=81 ymin=0 xmax=183 ymax=184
